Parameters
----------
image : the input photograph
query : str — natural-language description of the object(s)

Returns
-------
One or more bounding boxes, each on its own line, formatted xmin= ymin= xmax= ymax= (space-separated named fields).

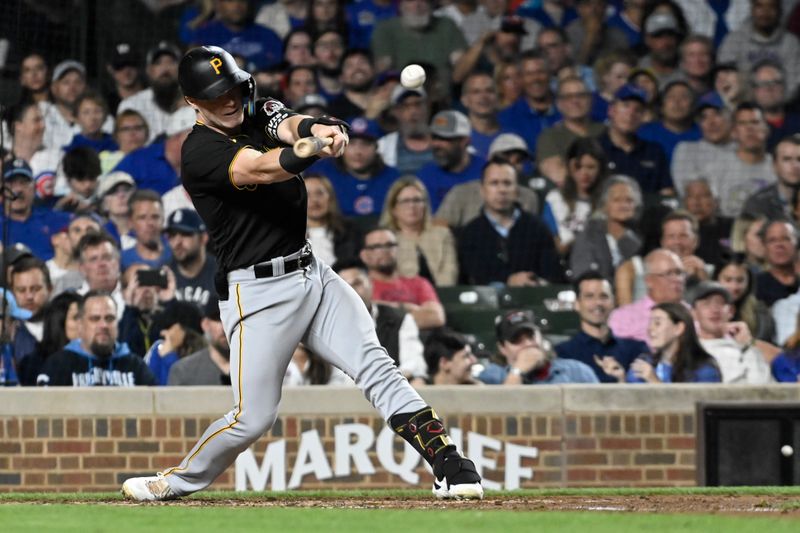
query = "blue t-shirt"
xmin=470 ymin=130 xmax=500 ymax=160
xmin=590 ymin=92 xmax=610 ymax=123
xmin=516 ymin=5 xmax=578 ymax=28
xmin=607 ymin=11 xmax=642 ymax=48
xmin=347 ymin=0 xmax=398 ymax=49
xmin=113 ymin=141 xmax=179 ymax=195
xmin=771 ymin=350 xmax=800 ymax=383
xmin=498 ymin=98 xmax=561 ymax=154
xmin=192 ymin=20 xmax=283 ymax=70
xmin=65 ymin=133 xmax=118 ymax=153
xmin=626 ymin=355 xmax=722 ymax=383
xmin=417 ymin=155 xmax=486 ymax=212
xmin=478 ymin=358 xmax=599 ymax=384
xmin=0 ymin=208 xmax=71 ymax=261
xmin=314 ymin=159 xmax=400 ymax=217
xmin=120 ymin=238 xmax=173 ymax=271
xmin=146 ymin=340 xmax=179 ymax=387
xmin=555 ymin=331 xmax=648 ymax=383
xmin=637 ymin=122 xmax=702 ymax=163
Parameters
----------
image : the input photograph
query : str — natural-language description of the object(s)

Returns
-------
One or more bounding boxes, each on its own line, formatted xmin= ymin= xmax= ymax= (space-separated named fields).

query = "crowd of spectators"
xmin=2 ymin=0 xmax=800 ymax=387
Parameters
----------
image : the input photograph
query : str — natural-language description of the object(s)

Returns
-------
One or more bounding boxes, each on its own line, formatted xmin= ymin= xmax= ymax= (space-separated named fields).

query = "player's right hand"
xmin=311 ymin=123 xmax=349 ymax=158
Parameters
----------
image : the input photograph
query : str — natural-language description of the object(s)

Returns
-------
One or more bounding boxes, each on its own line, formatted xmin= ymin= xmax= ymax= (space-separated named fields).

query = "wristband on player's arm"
xmin=297 ymin=116 xmax=351 ymax=138
xmin=279 ymin=148 xmax=319 ymax=175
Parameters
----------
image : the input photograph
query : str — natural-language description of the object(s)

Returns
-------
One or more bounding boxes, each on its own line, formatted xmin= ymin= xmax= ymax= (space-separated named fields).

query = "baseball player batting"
xmin=121 ymin=46 xmax=483 ymax=501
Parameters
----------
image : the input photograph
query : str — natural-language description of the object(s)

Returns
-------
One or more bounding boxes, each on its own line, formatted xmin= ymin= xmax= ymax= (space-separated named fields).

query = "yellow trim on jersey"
xmin=163 ymin=284 xmax=245 ymax=478
xmin=228 ymin=145 xmax=254 ymax=190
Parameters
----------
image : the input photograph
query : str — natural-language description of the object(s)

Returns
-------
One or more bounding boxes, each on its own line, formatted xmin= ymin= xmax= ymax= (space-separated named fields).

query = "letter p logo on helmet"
xmin=210 ymin=57 xmax=223 ymax=75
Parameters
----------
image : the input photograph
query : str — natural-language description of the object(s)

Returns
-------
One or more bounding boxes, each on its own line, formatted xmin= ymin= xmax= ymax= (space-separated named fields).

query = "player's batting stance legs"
xmin=123 ymin=258 xmax=482 ymax=500
xmin=121 ymin=45 xmax=481 ymax=501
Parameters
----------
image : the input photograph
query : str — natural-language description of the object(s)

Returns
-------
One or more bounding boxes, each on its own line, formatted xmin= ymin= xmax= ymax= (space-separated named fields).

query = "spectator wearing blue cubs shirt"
xmin=113 ymin=106 xmax=196 ymax=195
xmin=606 ymin=0 xmax=645 ymax=49
xmin=191 ymin=0 xmax=283 ymax=71
xmin=637 ymin=80 xmax=701 ymax=163
xmin=498 ymin=50 xmax=561 ymax=154
xmin=314 ymin=119 xmax=399 ymax=218
xmin=418 ymin=111 xmax=486 ymax=212
xmin=555 ymin=271 xmax=649 ymax=383
xmin=0 ymin=159 xmax=70 ymax=261
xmin=517 ymin=0 xmax=578 ymax=29
xmin=597 ymin=84 xmax=674 ymax=195
xmin=120 ymin=190 xmax=172 ymax=271
xmin=347 ymin=0 xmax=397 ymax=49
xmin=461 ymin=72 xmax=501 ymax=160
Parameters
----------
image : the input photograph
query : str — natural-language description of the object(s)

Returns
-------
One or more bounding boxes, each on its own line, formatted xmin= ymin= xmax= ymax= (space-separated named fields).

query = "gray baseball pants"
xmin=162 ymin=255 xmax=427 ymax=495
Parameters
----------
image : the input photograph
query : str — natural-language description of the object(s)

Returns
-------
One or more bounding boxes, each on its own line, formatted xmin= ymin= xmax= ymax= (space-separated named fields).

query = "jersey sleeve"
xmin=250 ymin=98 xmax=300 ymax=145
xmin=181 ymin=130 xmax=254 ymax=194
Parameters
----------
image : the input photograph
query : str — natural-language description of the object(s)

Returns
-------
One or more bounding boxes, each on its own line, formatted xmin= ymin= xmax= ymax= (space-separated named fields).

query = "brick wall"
xmin=0 ymin=386 xmax=796 ymax=492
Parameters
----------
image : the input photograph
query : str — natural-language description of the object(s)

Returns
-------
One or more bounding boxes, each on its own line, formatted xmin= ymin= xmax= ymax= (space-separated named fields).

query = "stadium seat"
xmin=437 ymin=285 xmax=499 ymax=308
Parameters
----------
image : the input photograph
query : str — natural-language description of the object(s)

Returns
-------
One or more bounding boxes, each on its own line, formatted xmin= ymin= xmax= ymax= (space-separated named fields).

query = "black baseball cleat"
xmin=432 ymin=453 xmax=484 ymax=500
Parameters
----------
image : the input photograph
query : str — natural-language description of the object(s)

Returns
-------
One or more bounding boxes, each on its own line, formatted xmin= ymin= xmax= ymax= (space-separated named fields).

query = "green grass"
xmin=0 ymin=505 xmax=798 ymax=533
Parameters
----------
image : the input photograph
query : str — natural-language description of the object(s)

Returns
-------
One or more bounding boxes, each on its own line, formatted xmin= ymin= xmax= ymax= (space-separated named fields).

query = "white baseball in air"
xmin=781 ymin=445 xmax=793 ymax=457
xmin=400 ymin=64 xmax=426 ymax=89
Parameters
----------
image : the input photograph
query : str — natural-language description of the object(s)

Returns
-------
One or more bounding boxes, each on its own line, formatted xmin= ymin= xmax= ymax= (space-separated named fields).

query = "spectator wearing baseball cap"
xmin=690 ymin=281 xmax=774 ymax=384
xmin=435 ymin=133 xmax=540 ymax=229
xmin=671 ymin=91 xmax=735 ymax=195
xmin=117 ymin=41 xmax=185 ymax=143
xmin=638 ymin=10 xmax=684 ymax=87
xmin=192 ymin=0 xmax=283 ymax=71
xmin=0 ymin=158 xmax=70 ymax=262
xmin=478 ymin=309 xmax=598 ymax=385
xmin=96 ymin=171 xmax=137 ymax=250
xmin=377 ymin=85 xmax=433 ymax=174
xmin=105 ymin=42 xmax=145 ymax=114
xmin=113 ymin=105 xmax=196 ymax=195
xmin=597 ymin=84 xmax=674 ymax=195
xmin=145 ymin=299 xmax=206 ymax=385
xmin=167 ymin=295 xmax=232 ymax=386
xmin=41 ymin=59 xmax=102 ymax=150
xmin=417 ymin=110 xmax=485 ymax=212
xmin=637 ymin=79 xmax=701 ymax=163
xmin=294 ymin=94 xmax=329 ymax=117
xmin=312 ymin=117 xmax=401 ymax=218
xmin=165 ymin=208 xmax=218 ymax=309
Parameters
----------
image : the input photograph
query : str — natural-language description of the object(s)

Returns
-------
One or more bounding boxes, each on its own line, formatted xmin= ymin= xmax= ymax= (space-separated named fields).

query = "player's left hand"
xmin=310 ymin=122 xmax=349 ymax=158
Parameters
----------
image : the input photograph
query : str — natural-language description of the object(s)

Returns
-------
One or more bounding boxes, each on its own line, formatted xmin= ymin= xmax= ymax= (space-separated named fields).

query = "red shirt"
xmin=371 ymin=276 xmax=440 ymax=306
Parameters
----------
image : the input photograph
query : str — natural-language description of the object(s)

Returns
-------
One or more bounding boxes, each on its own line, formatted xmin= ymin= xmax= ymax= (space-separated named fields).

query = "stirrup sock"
xmin=390 ymin=407 xmax=456 ymax=466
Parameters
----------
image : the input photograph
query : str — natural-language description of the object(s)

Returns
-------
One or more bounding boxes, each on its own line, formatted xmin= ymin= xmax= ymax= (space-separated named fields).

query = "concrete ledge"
xmin=2 ymin=385 xmax=799 ymax=417
xmin=562 ymin=384 xmax=800 ymax=413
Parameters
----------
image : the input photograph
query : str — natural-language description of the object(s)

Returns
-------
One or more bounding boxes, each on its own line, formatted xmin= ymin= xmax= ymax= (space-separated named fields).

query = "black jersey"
xmin=181 ymin=101 xmax=307 ymax=276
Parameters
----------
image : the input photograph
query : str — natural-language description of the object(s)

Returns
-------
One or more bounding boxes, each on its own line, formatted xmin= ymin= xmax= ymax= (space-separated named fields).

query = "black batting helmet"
xmin=178 ymin=46 xmax=255 ymax=113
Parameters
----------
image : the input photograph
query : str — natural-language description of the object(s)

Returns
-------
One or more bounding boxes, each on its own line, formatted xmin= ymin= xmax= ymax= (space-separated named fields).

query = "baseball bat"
xmin=293 ymin=136 xmax=333 ymax=158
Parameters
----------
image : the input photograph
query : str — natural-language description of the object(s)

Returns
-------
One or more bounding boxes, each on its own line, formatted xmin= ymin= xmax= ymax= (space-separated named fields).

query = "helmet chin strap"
xmin=243 ymin=79 xmax=256 ymax=117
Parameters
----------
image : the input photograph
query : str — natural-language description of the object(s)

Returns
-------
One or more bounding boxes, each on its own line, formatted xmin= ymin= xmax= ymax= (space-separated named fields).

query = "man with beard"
xmin=313 ymin=30 xmax=346 ymax=100
xmin=315 ymin=119 xmax=399 ymax=218
xmin=118 ymin=42 xmax=187 ymax=142
xmin=105 ymin=42 xmax=145 ymax=115
xmin=192 ymin=0 xmax=283 ymax=71
xmin=121 ymin=190 xmax=172 ymax=270
xmin=165 ymin=208 xmax=217 ymax=307
xmin=0 ymin=159 xmax=70 ymax=261
xmin=638 ymin=12 xmax=683 ymax=86
xmin=743 ymin=135 xmax=800 ymax=219
xmin=719 ymin=0 xmax=800 ymax=94
xmin=37 ymin=291 xmax=156 ymax=387
xmin=417 ymin=110 xmax=485 ymax=211
xmin=750 ymin=61 xmax=800 ymax=150
xmin=458 ymin=160 xmax=561 ymax=286
xmin=328 ymin=49 xmax=379 ymax=121
xmin=372 ymin=0 xmax=467 ymax=92
xmin=168 ymin=296 xmax=231 ymax=386
xmin=377 ymin=86 xmax=434 ymax=174
xmin=498 ymin=50 xmax=561 ymax=154
xmin=360 ymin=228 xmax=446 ymax=329
xmin=452 ymin=15 xmax=526 ymax=84
xmin=114 ymin=106 xmax=196 ymax=194
xmin=556 ymin=271 xmax=648 ymax=383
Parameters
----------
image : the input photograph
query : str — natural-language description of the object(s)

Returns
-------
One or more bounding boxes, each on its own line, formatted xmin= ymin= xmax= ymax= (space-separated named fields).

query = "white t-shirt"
xmin=306 ymin=226 xmax=336 ymax=266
